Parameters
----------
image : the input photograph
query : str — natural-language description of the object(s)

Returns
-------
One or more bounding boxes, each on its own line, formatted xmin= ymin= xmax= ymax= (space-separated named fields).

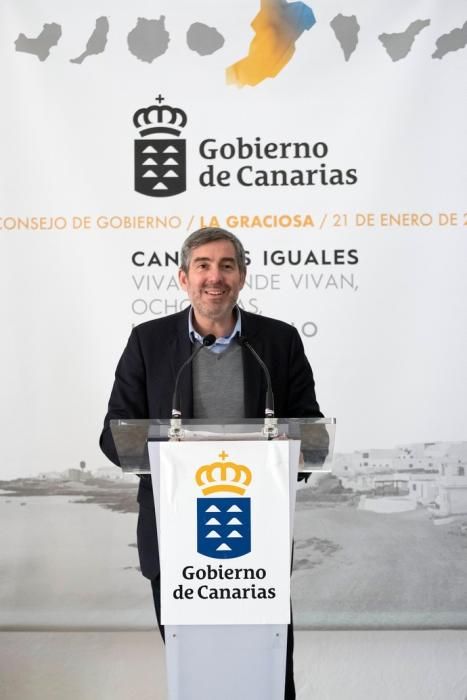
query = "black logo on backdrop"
xmin=133 ymin=94 xmax=187 ymax=197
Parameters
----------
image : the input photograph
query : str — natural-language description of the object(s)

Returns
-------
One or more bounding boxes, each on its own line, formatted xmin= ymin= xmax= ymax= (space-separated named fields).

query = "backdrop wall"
xmin=1 ymin=0 xmax=467 ymax=696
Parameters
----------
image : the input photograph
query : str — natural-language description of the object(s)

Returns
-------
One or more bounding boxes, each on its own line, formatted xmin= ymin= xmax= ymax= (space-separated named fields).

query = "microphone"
xmin=171 ymin=334 xmax=216 ymax=418
xmin=237 ymin=335 xmax=275 ymax=418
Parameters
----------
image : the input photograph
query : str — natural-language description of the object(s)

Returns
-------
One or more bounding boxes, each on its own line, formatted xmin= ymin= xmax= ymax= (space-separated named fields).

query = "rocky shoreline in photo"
xmin=0 ymin=477 xmax=139 ymax=514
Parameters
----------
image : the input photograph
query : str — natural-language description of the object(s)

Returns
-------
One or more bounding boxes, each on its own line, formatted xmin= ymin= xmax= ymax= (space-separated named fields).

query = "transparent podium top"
xmin=110 ymin=417 xmax=335 ymax=474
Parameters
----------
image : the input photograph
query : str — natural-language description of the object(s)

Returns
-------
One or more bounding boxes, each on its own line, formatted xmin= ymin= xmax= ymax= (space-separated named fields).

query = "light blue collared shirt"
xmin=188 ymin=307 xmax=241 ymax=354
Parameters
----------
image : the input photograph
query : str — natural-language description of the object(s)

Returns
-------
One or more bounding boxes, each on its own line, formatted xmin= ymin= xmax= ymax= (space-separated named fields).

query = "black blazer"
xmin=100 ymin=307 xmax=322 ymax=578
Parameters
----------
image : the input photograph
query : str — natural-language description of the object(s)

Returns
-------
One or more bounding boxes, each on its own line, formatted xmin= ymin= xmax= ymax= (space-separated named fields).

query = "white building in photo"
xmin=334 ymin=442 xmax=467 ymax=517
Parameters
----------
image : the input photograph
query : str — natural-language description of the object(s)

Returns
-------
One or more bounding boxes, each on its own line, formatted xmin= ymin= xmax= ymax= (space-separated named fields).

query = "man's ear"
xmin=178 ymin=268 xmax=188 ymax=290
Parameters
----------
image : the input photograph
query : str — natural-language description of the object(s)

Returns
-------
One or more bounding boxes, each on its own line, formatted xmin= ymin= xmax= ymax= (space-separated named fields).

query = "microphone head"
xmin=236 ymin=334 xmax=248 ymax=346
xmin=203 ymin=334 xmax=216 ymax=347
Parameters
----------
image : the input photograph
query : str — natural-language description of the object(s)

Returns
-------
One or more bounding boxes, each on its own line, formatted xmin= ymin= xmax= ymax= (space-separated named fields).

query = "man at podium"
xmin=100 ymin=227 xmax=323 ymax=699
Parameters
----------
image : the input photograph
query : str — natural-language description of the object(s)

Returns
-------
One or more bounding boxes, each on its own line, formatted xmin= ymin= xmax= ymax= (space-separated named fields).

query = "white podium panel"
xmin=165 ymin=624 xmax=287 ymax=700
xmin=149 ymin=438 xmax=299 ymax=700
xmin=157 ymin=440 xmax=292 ymax=626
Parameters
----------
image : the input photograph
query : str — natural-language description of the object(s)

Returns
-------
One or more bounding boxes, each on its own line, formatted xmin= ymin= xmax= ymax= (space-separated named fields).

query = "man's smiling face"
xmin=178 ymin=239 xmax=245 ymax=331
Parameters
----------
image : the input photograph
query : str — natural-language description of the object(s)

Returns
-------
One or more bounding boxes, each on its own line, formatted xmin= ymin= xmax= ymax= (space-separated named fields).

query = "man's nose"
xmin=207 ymin=266 xmax=223 ymax=283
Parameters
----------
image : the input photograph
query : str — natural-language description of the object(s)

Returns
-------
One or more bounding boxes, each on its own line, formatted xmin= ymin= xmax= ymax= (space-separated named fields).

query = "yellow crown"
xmin=195 ymin=451 xmax=252 ymax=495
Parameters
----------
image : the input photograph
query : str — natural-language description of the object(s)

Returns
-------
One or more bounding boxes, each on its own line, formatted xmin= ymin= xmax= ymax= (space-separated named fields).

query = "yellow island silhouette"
xmin=227 ymin=0 xmax=316 ymax=87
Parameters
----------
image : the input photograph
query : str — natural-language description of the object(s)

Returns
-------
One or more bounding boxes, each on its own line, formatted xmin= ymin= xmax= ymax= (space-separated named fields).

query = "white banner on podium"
xmin=157 ymin=440 xmax=291 ymax=625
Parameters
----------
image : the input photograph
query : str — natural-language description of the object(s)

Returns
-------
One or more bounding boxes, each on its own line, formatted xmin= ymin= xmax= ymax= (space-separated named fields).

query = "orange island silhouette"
xmin=226 ymin=0 xmax=316 ymax=87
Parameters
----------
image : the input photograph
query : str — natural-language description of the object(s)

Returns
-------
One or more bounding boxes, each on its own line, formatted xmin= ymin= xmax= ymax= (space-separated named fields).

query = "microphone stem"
xmin=171 ymin=334 xmax=216 ymax=418
xmin=238 ymin=336 xmax=275 ymax=417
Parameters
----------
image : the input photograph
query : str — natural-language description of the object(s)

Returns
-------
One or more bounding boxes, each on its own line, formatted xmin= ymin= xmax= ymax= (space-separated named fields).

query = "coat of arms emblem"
xmin=133 ymin=94 xmax=187 ymax=197
xmin=196 ymin=451 xmax=252 ymax=559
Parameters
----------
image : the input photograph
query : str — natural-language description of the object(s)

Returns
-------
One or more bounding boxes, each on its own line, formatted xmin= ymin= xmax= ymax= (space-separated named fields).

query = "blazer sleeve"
xmin=286 ymin=327 xmax=323 ymax=418
xmin=286 ymin=327 xmax=330 ymax=471
xmin=99 ymin=328 xmax=149 ymax=466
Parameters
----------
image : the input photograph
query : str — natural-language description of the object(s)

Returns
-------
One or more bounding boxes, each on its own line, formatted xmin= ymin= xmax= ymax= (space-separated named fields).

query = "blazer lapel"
xmin=241 ymin=310 xmax=266 ymax=418
xmin=170 ymin=309 xmax=193 ymax=418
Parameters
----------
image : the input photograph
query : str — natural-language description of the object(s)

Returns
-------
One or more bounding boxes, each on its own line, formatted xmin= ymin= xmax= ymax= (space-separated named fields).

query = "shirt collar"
xmin=188 ymin=306 xmax=241 ymax=349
